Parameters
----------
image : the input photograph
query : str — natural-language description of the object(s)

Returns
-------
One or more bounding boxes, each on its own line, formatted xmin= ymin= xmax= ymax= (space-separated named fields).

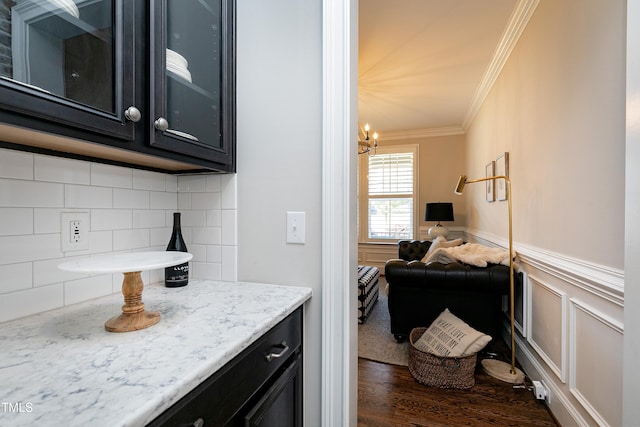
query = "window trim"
xmin=358 ymin=143 xmax=419 ymax=243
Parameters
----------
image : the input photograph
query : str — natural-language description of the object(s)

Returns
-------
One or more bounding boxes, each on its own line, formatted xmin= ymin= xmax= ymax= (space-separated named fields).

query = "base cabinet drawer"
xmin=148 ymin=308 xmax=303 ymax=427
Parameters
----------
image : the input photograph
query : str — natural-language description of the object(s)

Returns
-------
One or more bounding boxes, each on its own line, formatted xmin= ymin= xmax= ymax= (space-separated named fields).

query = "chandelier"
xmin=358 ymin=123 xmax=378 ymax=156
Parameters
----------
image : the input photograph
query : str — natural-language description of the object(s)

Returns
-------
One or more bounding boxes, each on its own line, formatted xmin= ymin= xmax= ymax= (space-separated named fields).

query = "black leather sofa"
xmin=384 ymin=240 xmax=516 ymax=342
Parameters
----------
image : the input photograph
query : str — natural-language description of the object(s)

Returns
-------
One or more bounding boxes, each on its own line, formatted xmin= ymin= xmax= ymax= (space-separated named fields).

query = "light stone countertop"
xmin=0 ymin=279 xmax=312 ymax=427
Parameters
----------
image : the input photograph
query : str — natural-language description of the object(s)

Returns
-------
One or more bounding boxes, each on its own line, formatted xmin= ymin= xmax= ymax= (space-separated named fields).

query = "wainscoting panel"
xmin=569 ymin=298 xmax=623 ymax=427
xmin=527 ymin=275 xmax=567 ymax=383
xmin=358 ymin=243 xmax=397 ymax=272
xmin=465 ymin=229 xmax=624 ymax=427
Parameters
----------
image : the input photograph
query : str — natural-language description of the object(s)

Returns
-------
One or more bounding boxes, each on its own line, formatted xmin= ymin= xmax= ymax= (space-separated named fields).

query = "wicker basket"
xmin=408 ymin=327 xmax=477 ymax=389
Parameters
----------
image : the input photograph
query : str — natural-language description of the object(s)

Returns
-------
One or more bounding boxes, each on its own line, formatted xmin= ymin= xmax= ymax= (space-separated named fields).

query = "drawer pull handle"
xmin=192 ymin=418 xmax=205 ymax=427
xmin=265 ymin=341 xmax=289 ymax=362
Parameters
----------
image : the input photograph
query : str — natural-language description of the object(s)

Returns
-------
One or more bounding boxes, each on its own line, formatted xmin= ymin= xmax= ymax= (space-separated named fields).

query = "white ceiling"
xmin=358 ymin=0 xmax=521 ymax=139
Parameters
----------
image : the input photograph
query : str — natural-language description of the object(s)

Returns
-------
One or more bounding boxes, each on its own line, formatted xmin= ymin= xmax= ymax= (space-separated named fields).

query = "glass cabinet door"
xmin=0 ymin=0 xmax=136 ymax=140
xmin=149 ymin=0 xmax=234 ymax=164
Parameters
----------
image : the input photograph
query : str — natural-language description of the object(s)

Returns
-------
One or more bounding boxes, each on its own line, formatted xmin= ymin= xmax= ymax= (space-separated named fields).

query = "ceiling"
xmin=358 ymin=0 xmax=521 ymax=140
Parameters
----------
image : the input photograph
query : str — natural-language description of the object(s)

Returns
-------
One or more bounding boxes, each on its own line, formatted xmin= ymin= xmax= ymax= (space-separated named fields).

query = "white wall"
xmin=464 ymin=1 xmax=626 ymax=425
xmin=623 ymin=0 xmax=640 ymax=424
xmin=0 ymin=148 xmax=237 ymax=323
xmin=235 ymin=0 xmax=324 ymax=424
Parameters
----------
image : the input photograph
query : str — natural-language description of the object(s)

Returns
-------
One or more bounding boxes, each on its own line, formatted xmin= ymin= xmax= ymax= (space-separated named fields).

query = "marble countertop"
xmin=0 ymin=280 xmax=312 ymax=427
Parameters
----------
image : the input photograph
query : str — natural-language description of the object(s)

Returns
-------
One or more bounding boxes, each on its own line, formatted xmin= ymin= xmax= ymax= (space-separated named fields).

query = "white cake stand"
xmin=59 ymin=251 xmax=193 ymax=333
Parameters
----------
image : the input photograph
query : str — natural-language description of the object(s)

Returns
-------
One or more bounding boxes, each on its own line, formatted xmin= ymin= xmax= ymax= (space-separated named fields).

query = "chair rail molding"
xmin=465 ymin=228 xmax=624 ymax=306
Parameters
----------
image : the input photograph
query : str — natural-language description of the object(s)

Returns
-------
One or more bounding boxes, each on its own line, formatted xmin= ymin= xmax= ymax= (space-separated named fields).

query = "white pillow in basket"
xmin=413 ymin=309 xmax=491 ymax=357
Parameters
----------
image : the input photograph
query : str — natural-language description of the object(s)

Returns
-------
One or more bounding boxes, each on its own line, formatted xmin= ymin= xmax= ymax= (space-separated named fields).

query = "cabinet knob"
xmin=154 ymin=117 xmax=169 ymax=131
xmin=124 ymin=106 xmax=141 ymax=122
xmin=193 ymin=418 xmax=205 ymax=427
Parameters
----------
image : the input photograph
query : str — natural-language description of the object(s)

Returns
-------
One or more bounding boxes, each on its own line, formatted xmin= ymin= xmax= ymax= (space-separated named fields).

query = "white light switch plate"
xmin=286 ymin=212 xmax=305 ymax=244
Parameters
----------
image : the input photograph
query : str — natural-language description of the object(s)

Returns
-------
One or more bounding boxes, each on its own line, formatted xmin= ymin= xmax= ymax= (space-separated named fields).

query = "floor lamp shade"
xmin=425 ymin=203 xmax=454 ymax=239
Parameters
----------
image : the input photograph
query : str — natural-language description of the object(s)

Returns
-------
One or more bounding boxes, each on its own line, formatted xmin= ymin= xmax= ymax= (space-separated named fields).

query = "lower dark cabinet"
xmin=148 ymin=308 xmax=303 ymax=427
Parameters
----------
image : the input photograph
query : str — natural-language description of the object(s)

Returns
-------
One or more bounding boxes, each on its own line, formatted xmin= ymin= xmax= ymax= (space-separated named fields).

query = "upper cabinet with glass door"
xmin=0 ymin=0 xmax=137 ymax=141
xmin=148 ymin=0 xmax=234 ymax=166
xmin=0 ymin=0 xmax=236 ymax=173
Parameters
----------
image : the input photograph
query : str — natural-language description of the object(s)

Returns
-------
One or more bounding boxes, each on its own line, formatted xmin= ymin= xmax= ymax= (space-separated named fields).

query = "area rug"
xmin=358 ymin=290 xmax=409 ymax=366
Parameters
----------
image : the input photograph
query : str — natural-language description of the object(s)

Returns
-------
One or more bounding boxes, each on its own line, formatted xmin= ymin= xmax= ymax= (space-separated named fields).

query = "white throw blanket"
xmin=425 ymin=243 xmax=513 ymax=267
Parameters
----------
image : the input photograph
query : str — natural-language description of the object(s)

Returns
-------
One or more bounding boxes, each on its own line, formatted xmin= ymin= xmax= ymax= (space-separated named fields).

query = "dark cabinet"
xmin=0 ymin=0 xmax=235 ymax=173
xmin=148 ymin=308 xmax=303 ymax=427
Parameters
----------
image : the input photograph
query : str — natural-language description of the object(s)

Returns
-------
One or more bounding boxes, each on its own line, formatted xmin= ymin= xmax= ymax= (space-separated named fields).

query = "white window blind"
xmin=366 ymin=151 xmax=415 ymax=240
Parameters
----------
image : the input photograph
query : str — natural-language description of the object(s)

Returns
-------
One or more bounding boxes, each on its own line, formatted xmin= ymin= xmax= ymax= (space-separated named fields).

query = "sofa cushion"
xmin=413 ymin=308 xmax=491 ymax=357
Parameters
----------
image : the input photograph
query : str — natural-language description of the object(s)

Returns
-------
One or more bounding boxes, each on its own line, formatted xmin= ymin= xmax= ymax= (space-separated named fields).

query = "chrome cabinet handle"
xmin=124 ymin=106 xmax=141 ymax=122
xmin=192 ymin=417 xmax=204 ymax=427
xmin=265 ymin=341 xmax=289 ymax=362
xmin=154 ymin=117 xmax=169 ymax=131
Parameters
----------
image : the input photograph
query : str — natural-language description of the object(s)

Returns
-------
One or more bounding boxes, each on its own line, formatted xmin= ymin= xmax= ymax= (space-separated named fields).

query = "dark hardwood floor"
xmin=358 ymin=357 xmax=559 ymax=426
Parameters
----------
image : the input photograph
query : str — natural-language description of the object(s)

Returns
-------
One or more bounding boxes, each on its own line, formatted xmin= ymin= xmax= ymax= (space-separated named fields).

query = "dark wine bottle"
xmin=165 ymin=212 xmax=189 ymax=287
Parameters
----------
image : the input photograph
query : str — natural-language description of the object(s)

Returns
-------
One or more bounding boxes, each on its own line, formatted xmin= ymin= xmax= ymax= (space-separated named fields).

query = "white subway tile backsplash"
xmin=181 ymin=210 xmax=206 ymax=227
xmin=206 ymin=209 xmax=222 ymax=227
xmin=91 ymin=163 xmax=133 ymax=188
xmin=221 ymin=246 xmax=237 ymax=282
xmin=133 ymin=209 xmax=166 ymax=229
xmin=34 ymin=256 xmax=89 ymax=287
xmin=113 ymin=228 xmax=150 ymax=251
xmin=221 ymin=174 xmax=237 ymax=209
xmin=177 ymin=192 xmax=191 ymax=209
xmin=0 ymin=179 xmax=64 ymax=207
xmin=0 ymin=234 xmax=61 ymax=264
xmin=0 ymin=152 xmax=236 ymax=323
xmin=64 ymin=275 xmax=113 ymax=306
xmin=221 ymin=210 xmax=237 ymax=245
xmin=65 ymin=184 xmax=112 ymax=208
xmin=205 ymin=175 xmax=221 ymax=192
xmin=34 ymin=208 xmax=64 ymax=234
xmin=114 ymin=188 xmax=150 ymax=209
xmin=0 ymin=208 xmax=33 ymax=236
xmin=0 ymin=283 xmax=64 ymax=323
xmin=88 ymin=230 xmax=114 ymax=253
xmin=0 ymin=262 xmax=32 ymax=293
xmin=178 ymin=175 xmax=207 ymax=192
xmin=206 ymin=245 xmax=221 ymax=263
xmin=192 ymin=192 xmax=220 ymax=210
xmin=92 ymin=209 xmax=132 ymax=231
xmin=188 ymin=244 xmax=207 ymax=262
xmin=35 ymin=155 xmax=91 ymax=184
xmin=133 ymin=170 xmax=168 ymax=191
xmin=150 ymin=227 xmax=171 ymax=247
xmin=0 ymin=149 xmax=34 ymax=180
xmin=151 ymin=191 xmax=178 ymax=210
xmin=191 ymin=227 xmax=221 ymax=245
xmin=165 ymin=175 xmax=178 ymax=192
xmin=192 ymin=262 xmax=221 ymax=281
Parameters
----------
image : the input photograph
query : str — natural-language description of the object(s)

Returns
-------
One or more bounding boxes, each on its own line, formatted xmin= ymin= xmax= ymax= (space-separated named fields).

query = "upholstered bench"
xmin=357 ymin=265 xmax=380 ymax=323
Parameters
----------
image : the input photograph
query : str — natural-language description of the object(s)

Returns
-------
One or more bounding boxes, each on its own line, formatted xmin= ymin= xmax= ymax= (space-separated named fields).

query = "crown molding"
xmin=462 ymin=0 xmax=540 ymax=131
xmin=380 ymin=126 xmax=465 ymax=141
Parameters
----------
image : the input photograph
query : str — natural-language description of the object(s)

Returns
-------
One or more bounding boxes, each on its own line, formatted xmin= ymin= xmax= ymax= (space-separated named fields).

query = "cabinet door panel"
xmin=0 ymin=0 xmax=136 ymax=141
xmin=148 ymin=0 xmax=234 ymax=166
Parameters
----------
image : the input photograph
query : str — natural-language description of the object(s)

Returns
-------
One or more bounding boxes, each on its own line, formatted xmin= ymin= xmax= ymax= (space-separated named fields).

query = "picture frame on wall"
xmin=485 ymin=161 xmax=495 ymax=202
xmin=495 ymin=152 xmax=509 ymax=201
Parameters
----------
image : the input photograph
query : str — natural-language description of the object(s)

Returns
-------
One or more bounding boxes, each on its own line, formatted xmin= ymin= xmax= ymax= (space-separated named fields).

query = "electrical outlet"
xmin=61 ymin=212 xmax=89 ymax=252
xmin=532 ymin=380 xmax=550 ymax=404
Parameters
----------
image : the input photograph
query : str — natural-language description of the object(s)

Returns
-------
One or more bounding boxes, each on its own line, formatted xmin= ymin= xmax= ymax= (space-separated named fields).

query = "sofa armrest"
xmin=398 ymin=240 xmax=432 ymax=261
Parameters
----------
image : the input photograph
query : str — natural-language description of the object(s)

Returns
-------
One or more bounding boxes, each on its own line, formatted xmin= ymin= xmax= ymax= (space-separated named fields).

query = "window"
xmin=359 ymin=144 xmax=419 ymax=242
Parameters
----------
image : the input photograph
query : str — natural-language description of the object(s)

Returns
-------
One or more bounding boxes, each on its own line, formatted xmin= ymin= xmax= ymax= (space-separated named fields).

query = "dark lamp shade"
xmin=425 ymin=203 xmax=454 ymax=222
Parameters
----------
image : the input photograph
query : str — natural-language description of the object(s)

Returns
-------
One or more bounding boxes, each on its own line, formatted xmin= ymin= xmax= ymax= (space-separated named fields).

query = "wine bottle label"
xmin=165 ymin=262 xmax=189 ymax=286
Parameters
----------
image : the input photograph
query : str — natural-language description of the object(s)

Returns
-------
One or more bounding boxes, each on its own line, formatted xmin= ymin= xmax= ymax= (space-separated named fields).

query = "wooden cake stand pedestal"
xmin=59 ymin=251 xmax=193 ymax=332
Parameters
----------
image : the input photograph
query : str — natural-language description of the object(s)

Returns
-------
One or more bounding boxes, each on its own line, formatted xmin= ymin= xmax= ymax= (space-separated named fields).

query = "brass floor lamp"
xmin=454 ymin=174 xmax=525 ymax=384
